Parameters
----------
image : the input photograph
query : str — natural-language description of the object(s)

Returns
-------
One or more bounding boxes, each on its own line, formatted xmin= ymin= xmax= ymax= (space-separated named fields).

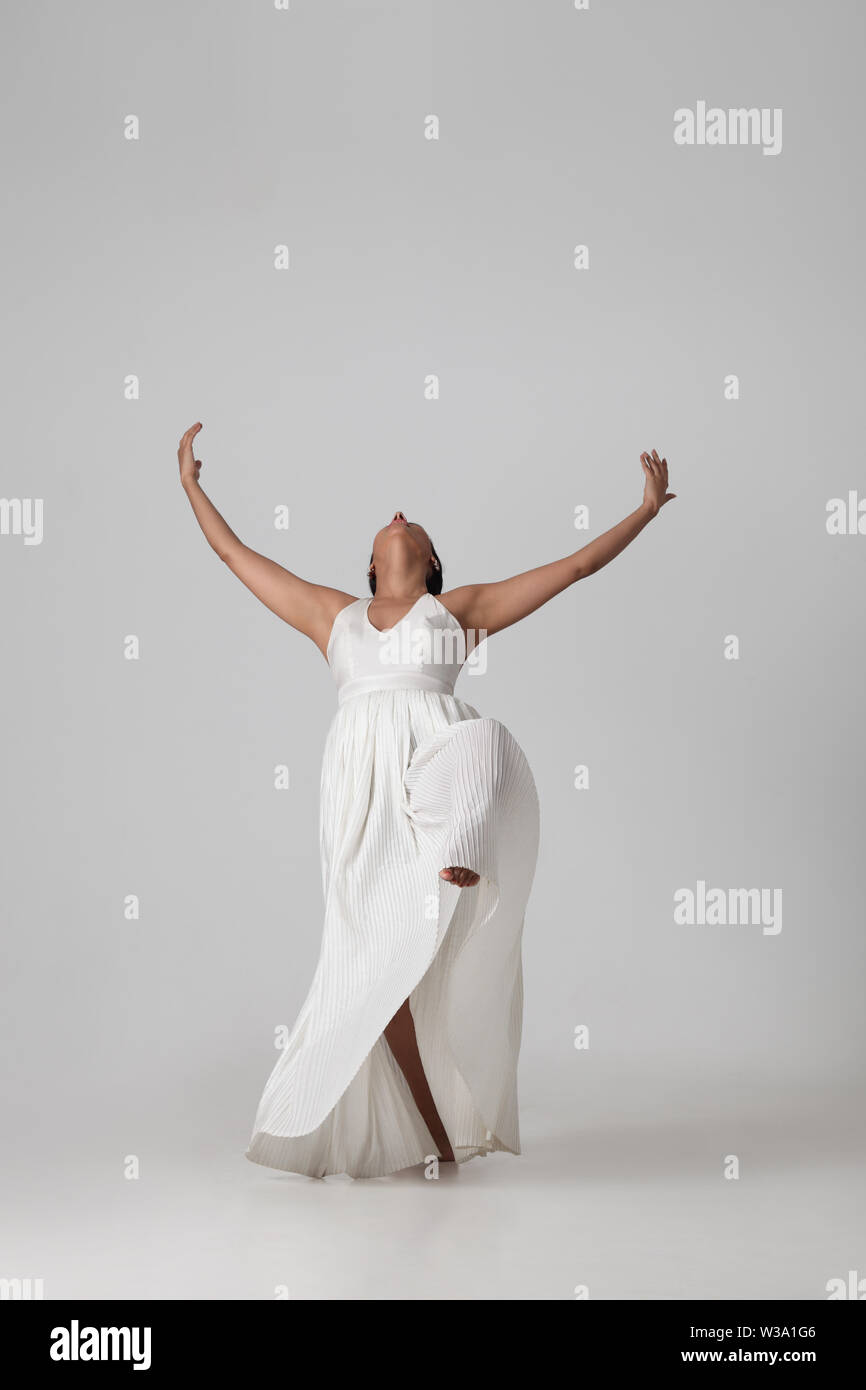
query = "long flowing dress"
xmin=245 ymin=592 xmax=539 ymax=1178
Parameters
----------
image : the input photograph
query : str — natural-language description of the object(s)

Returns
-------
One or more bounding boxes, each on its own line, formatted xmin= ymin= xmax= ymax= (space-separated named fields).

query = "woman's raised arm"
xmin=442 ymin=450 xmax=675 ymax=637
xmin=178 ymin=422 xmax=356 ymax=657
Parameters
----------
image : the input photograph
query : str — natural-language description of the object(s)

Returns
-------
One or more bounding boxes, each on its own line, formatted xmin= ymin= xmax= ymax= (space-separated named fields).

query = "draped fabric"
xmin=245 ymin=595 xmax=539 ymax=1178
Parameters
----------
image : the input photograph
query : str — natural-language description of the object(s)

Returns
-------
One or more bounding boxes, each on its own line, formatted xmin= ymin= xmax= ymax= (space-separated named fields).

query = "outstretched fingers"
xmin=641 ymin=448 xmax=676 ymax=507
xmin=177 ymin=421 xmax=203 ymax=483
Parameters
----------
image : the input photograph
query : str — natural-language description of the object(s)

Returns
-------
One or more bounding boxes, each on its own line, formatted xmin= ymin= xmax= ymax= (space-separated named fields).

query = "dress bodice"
xmin=327 ymin=593 xmax=467 ymax=705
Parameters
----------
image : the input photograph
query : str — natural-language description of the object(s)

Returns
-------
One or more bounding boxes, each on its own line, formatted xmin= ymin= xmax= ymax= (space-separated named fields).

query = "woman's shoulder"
xmin=324 ymin=593 xmax=362 ymax=661
xmin=434 ymin=589 xmax=473 ymax=630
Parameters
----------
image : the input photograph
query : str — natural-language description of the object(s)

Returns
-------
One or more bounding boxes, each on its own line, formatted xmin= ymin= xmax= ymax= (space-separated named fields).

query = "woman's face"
xmin=371 ymin=511 xmax=433 ymax=566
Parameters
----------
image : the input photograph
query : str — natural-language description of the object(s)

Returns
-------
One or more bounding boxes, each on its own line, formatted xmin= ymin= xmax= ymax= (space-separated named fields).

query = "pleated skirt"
xmin=245 ymin=688 xmax=539 ymax=1179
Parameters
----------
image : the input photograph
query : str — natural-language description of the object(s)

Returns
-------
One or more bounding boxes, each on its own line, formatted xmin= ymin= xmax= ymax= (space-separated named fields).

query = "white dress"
xmin=245 ymin=592 xmax=539 ymax=1178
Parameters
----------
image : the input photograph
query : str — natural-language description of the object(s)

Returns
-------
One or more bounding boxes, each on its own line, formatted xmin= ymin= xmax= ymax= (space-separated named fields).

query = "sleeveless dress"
xmin=245 ymin=592 xmax=540 ymax=1178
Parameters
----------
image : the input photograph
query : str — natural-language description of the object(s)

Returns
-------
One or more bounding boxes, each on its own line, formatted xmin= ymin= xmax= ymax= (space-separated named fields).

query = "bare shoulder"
xmin=313 ymin=588 xmax=360 ymax=661
xmin=437 ymin=585 xmax=481 ymax=631
xmin=318 ymin=586 xmax=361 ymax=621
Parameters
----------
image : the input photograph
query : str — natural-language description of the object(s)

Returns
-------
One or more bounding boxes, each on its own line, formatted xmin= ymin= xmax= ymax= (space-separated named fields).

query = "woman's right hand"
xmin=178 ymin=421 xmax=203 ymax=488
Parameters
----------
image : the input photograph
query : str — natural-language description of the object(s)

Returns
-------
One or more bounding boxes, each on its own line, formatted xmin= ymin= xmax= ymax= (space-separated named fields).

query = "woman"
xmin=178 ymin=423 xmax=675 ymax=1179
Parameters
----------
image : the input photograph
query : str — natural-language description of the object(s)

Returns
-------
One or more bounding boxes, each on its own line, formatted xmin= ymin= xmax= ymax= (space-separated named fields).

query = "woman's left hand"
xmin=641 ymin=449 xmax=676 ymax=515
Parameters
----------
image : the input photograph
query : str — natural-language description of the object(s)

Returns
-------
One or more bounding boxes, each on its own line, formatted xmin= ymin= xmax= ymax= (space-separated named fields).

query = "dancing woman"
xmin=178 ymin=423 xmax=674 ymax=1178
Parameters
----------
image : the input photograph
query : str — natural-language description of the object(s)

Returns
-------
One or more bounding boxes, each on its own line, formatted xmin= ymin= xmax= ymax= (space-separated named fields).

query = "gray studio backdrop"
xmin=2 ymin=0 xmax=864 ymax=1299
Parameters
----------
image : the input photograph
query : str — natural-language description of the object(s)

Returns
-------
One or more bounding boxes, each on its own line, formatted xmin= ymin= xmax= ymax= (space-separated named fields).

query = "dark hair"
xmin=368 ymin=544 xmax=443 ymax=596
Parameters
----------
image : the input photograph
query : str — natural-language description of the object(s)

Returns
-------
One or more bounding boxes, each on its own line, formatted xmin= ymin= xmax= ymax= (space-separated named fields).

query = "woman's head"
xmin=368 ymin=512 xmax=443 ymax=595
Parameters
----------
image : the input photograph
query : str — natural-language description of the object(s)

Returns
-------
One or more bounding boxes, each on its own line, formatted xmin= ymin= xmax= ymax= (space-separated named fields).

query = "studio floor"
xmin=3 ymin=1066 xmax=862 ymax=1301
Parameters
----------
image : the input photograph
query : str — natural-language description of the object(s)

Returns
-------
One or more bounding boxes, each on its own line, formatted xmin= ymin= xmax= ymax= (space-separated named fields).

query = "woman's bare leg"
xmin=384 ymin=999 xmax=455 ymax=1163
xmin=384 ymin=868 xmax=479 ymax=1163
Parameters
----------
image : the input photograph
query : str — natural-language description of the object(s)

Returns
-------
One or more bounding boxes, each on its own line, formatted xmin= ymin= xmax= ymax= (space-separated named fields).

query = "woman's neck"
xmin=372 ymin=564 xmax=427 ymax=602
